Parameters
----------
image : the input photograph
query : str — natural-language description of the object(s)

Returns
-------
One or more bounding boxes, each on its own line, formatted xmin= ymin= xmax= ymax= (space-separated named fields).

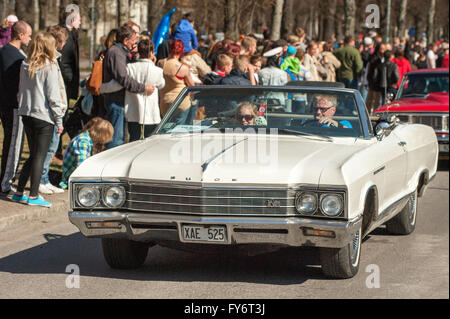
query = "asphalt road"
xmin=0 ymin=163 xmax=448 ymax=300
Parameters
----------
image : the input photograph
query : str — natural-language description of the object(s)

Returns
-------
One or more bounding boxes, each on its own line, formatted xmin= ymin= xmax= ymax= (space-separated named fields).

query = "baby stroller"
xmin=64 ymin=80 xmax=95 ymax=139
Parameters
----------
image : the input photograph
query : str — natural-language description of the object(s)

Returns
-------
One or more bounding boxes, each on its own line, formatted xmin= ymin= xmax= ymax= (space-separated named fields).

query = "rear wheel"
xmin=319 ymin=226 xmax=362 ymax=279
xmin=101 ymin=238 xmax=149 ymax=269
xmin=385 ymin=190 xmax=418 ymax=235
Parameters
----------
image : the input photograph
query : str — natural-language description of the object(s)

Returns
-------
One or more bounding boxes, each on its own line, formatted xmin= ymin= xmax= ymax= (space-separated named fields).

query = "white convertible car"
xmin=69 ymin=84 xmax=438 ymax=279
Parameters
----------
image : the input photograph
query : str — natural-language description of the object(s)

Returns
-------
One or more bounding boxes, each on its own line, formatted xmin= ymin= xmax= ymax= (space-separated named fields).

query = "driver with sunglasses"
xmin=311 ymin=95 xmax=352 ymax=129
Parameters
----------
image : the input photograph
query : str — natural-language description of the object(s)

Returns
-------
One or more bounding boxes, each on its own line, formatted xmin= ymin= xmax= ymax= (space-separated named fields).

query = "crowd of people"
xmin=0 ymin=10 xmax=449 ymax=207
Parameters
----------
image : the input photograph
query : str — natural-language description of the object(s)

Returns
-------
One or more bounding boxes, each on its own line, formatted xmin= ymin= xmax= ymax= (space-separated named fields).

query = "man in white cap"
xmin=0 ymin=15 xmax=19 ymax=48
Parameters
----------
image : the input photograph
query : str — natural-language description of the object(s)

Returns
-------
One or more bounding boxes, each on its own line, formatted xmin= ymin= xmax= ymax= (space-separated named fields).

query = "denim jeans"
xmin=105 ymin=99 xmax=125 ymax=149
xmin=40 ymin=125 xmax=60 ymax=185
xmin=338 ymin=78 xmax=358 ymax=90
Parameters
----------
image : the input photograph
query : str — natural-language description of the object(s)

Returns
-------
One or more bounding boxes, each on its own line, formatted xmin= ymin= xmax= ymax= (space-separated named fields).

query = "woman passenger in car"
xmin=235 ymin=102 xmax=257 ymax=126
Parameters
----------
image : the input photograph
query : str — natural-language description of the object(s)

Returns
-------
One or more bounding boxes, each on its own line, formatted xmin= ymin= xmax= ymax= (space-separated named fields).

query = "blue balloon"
xmin=153 ymin=8 xmax=176 ymax=56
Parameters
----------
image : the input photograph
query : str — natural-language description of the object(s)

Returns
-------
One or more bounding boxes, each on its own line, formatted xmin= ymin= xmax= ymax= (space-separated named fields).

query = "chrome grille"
xmin=126 ymin=183 xmax=296 ymax=216
xmin=396 ymin=114 xmax=449 ymax=132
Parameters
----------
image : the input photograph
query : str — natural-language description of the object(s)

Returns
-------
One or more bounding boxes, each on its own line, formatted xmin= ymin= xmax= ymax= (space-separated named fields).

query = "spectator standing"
xmin=295 ymin=27 xmax=307 ymax=51
xmin=56 ymin=7 xmax=81 ymax=159
xmin=102 ymin=25 xmax=155 ymax=149
xmin=334 ymin=36 xmax=363 ymax=88
xmin=13 ymin=32 xmax=66 ymax=207
xmin=258 ymin=47 xmax=289 ymax=86
xmin=240 ymin=36 xmax=257 ymax=56
xmin=59 ymin=117 xmax=113 ymax=190
xmin=441 ymin=43 xmax=449 ymax=68
xmin=393 ymin=49 xmax=411 ymax=88
xmin=0 ymin=15 xmax=18 ymax=48
xmin=280 ymin=46 xmax=301 ymax=78
xmin=0 ymin=21 xmax=32 ymax=193
xmin=378 ymin=51 xmax=400 ymax=104
xmin=415 ymin=49 xmax=428 ymax=69
xmin=173 ymin=13 xmax=198 ymax=54
xmin=181 ymin=49 xmax=212 ymax=83
xmin=249 ymin=55 xmax=262 ymax=85
xmin=100 ymin=39 xmax=165 ymax=141
xmin=203 ymin=53 xmax=233 ymax=85
xmin=366 ymin=43 xmax=386 ymax=114
xmin=159 ymin=40 xmax=194 ymax=117
xmin=219 ymin=55 xmax=254 ymax=86
xmin=321 ymin=42 xmax=341 ymax=82
xmin=303 ymin=41 xmax=328 ymax=81
xmin=427 ymin=43 xmax=438 ymax=69
xmin=37 ymin=25 xmax=69 ymax=195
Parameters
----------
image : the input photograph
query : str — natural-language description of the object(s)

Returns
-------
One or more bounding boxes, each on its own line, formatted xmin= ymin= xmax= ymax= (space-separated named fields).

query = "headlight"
xmin=103 ymin=186 xmax=126 ymax=208
xmin=320 ymin=194 xmax=344 ymax=217
xmin=295 ymin=192 xmax=318 ymax=215
xmin=77 ymin=186 xmax=100 ymax=207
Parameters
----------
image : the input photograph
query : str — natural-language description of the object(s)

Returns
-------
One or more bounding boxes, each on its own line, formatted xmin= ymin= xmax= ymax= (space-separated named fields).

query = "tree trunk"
xmin=397 ymin=0 xmax=408 ymax=38
xmin=281 ymin=0 xmax=294 ymax=39
xmin=323 ymin=0 xmax=337 ymax=41
xmin=270 ymin=0 xmax=284 ymax=40
xmin=344 ymin=0 xmax=355 ymax=37
xmin=224 ymin=0 xmax=239 ymax=41
xmin=148 ymin=0 xmax=166 ymax=33
xmin=427 ymin=0 xmax=436 ymax=44
xmin=118 ymin=0 xmax=129 ymax=26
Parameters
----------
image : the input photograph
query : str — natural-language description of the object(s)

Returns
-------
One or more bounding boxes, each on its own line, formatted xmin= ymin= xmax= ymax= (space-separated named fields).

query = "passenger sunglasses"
xmin=239 ymin=114 xmax=254 ymax=121
xmin=314 ymin=106 xmax=334 ymax=112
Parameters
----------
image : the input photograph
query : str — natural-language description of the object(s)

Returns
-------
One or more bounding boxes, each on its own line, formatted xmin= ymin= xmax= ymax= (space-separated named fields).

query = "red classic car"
xmin=375 ymin=68 xmax=449 ymax=159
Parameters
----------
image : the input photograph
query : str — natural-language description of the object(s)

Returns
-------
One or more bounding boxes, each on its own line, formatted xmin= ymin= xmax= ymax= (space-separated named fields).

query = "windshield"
xmin=398 ymin=73 xmax=449 ymax=98
xmin=157 ymin=88 xmax=364 ymax=138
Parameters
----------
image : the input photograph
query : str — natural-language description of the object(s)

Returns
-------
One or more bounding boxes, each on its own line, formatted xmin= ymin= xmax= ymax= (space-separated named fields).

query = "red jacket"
xmin=442 ymin=54 xmax=449 ymax=68
xmin=393 ymin=57 xmax=411 ymax=88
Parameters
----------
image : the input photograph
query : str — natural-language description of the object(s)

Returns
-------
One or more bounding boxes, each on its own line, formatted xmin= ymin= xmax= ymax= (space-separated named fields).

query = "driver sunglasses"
xmin=313 ymin=106 xmax=334 ymax=112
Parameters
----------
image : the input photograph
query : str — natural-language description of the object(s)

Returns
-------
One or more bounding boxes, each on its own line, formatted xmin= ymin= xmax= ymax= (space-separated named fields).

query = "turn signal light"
xmin=302 ymin=227 xmax=336 ymax=238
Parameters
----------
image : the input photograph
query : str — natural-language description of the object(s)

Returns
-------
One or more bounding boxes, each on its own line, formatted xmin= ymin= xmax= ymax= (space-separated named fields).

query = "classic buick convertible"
xmin=68 ymin=85 xmax=438 ymax=279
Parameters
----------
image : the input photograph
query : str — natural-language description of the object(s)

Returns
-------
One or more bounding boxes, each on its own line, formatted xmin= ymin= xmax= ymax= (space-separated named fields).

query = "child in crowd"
xmin=280 ymin=46 xmax=301 ymax=76
xmin=59 ymin=117 xmax=113 ymax=189
xmin=203 ymin=54 xmax=233 ymax=85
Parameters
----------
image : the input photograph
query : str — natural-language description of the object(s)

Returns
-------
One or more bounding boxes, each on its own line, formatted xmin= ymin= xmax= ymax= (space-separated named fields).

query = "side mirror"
xmin=375 ymin=121 xmax=392 ymax=140
xmin=386 ymin=92 xmax=395 ymax=103
xmin=375 ymin=113 xmax=399 ymax=140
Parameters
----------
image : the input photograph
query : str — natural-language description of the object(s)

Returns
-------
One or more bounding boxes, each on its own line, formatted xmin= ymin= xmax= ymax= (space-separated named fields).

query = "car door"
xmin=377 ymin=132 xmax=408 ymax=212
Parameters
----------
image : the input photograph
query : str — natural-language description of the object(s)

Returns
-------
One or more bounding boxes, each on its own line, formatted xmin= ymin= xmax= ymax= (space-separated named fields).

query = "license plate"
xmin=181 ymin=225 xmax=227 ymax=243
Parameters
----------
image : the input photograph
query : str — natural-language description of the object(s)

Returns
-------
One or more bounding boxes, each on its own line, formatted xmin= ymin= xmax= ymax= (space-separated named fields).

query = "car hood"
xmin=375 ymin=92 xmax=449 ymax=113
xmin=71 ymin=134 xmax=369 ymax=187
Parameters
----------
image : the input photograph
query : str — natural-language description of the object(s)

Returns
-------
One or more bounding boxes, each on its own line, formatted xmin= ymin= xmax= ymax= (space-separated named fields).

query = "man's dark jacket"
xmin=59 ymin=26 xmax=79 ymax=100
xmin=219 ymin=69 xmax=251 ymax=86
xmin=102 ymin=43 xmax=145 ymax=106
xmin=0 ymin=43 xmax=26 ymax=108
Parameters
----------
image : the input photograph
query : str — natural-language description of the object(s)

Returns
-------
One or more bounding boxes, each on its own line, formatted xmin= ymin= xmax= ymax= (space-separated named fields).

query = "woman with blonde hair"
xmin=12 ymin=32 xmax=65 ymax=207
xmin=59 ymin=117 xmax=114 ymax=189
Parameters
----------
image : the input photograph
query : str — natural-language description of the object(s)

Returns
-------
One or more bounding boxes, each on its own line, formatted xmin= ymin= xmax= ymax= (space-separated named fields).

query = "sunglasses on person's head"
xmin=239 ymin=114 xmax=254 ymax=121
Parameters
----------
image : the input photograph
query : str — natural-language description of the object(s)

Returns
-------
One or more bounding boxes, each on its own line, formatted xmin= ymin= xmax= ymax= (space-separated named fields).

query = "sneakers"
xmin=39 ymin=183 xmax=65 ymax=194
xmin=11 ymin=194 xmax=29 ymax=203
xmin=27 ymin=196 xmax=52 ymax=208
xmin=39 ymin=184 xmax=54 ymax=194
xmin=46 ymin=183 xmax=64 ymax=194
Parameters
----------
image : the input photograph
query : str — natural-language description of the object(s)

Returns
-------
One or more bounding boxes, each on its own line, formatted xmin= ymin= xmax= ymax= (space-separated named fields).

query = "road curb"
xmin=0 ymin=193 xmax=69 ymax=232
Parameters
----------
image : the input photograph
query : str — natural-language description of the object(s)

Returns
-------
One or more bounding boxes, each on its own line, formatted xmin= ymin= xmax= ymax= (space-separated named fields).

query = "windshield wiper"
xmin=276 ymin=128 xmax=333 ymax=142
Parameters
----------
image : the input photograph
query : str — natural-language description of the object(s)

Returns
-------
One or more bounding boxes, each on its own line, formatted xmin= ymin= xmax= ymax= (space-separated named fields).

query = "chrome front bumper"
xmin=69 ymin=211 xmax=362 ymax=248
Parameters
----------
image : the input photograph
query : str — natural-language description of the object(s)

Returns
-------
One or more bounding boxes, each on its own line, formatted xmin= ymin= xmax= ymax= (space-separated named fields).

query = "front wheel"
xmin=101 ymin=238 xmax=149 ymax=269
xmin=385 ymin=190 xmax=418 ymax=235
xmin=319 ymin=226 xmax=362 ymax=279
